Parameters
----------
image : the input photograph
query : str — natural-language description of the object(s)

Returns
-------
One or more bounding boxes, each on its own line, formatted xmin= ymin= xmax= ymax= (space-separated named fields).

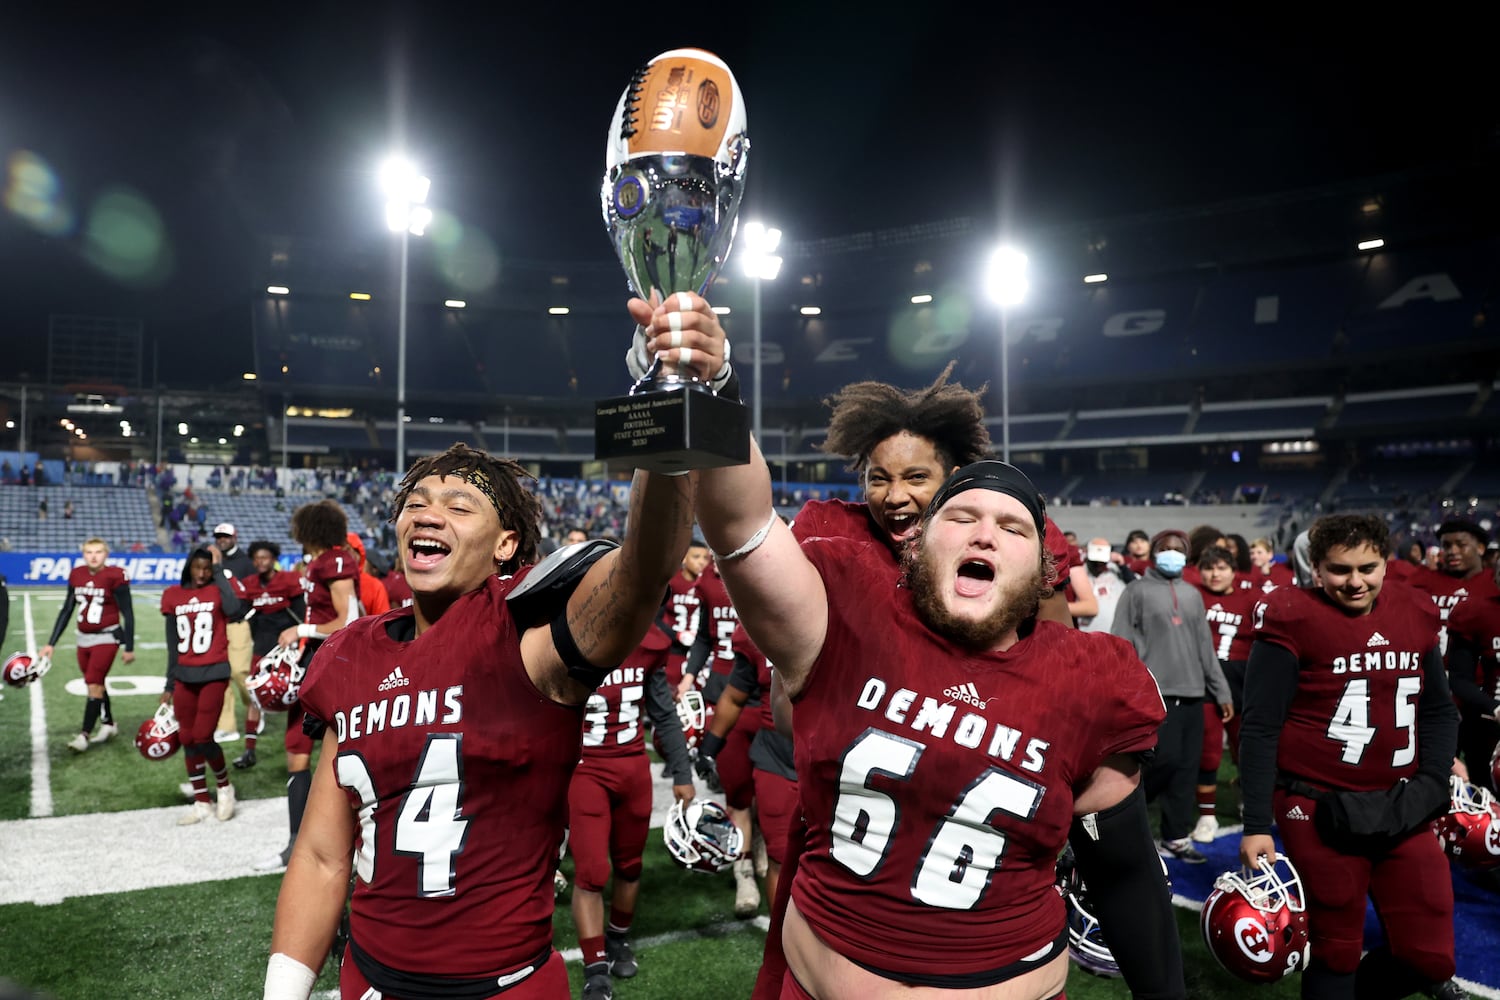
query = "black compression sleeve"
xmin=644 ymin=669 xmax=694 ymax=784
xmin=1444 ymin=636 xmax=1491 ymax=713
xmin=1417 ymin=645 xmax=1460 ymax=781
xmin=162 ymin=614 xmax=178 ymax=693
xmin=1070 ymin=786 xmax=1186 ymax=1000
xmin=47 ymin=585 xmax=75 ymax=647
xmin=114 ymin=582 xmax=135 ymax=650
xmin=1239 ymin=639 xmax=1301 ymax=835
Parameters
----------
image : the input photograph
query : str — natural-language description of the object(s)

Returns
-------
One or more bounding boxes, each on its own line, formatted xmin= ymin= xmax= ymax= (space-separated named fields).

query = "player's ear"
xmin=493 ymin=528 xmax=518 ymax=567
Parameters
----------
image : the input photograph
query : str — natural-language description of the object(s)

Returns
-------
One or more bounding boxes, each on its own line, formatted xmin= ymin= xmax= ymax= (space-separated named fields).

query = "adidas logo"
xmin=1285 ymin=805 xmax=1310 ymax=821
xmin=378 ymin=666 xmax=411 ymax=692
xmin=1367 ymin=632 xmax=1390 ymax=648
xmin=943 ymin=681 xmax=994 ymax=709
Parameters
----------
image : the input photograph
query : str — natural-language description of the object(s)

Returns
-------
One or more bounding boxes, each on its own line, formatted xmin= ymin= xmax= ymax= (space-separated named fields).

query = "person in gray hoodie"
xmin=1112 ymin=528 xmax=1233 ymax=864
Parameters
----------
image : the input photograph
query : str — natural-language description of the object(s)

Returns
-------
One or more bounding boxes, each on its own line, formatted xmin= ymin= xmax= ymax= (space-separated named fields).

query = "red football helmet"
xmin=1201 ymin=856 xmax=1310 ymax=984
xmin=664 ymin=799 xmax=743 ymax=874
xmin=135 ymin=704 xmax=181 ymax=761
xmin=247 ymin=644 xmax=304 ymax=712
xmin=1433 ymin=775 xmax=1500 ymax=869
xmin=2 ymin=652 xmax=50 ymax=688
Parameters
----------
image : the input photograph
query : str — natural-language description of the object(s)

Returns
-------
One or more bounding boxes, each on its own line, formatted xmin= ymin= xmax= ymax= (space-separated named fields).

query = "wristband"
xmin=297 ymin=624 xmax=319 ymax=640
xmin=263 ymin=953 xmax=316 ymax=1000
xmin=700 ymin=731 xmax=727 ymax=758
xmin=711 ymin=509 xmax=778 ymax=562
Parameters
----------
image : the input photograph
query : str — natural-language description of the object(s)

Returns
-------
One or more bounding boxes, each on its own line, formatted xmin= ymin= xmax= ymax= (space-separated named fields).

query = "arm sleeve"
xmin=1444 ymin=635 xmax=1492 ymax=713
xmin=290 ymin=594 xmax=307 ymax=621
xmin=1417 ymin=644 xmax=1460 ymax=781
xmin=643 ymin=669 xmax=694 ymax=785
xmin=0 ymin=577 xmax=9 ymax=641
xmin=215 ymin=573 xmax=248 ymax=622
xmin=683 ymin=624 xmax=712 ymax=677
xmin=47 ymin=585 xmax=75 ymax=646
xmin=114 ymin=582 xmax=135 ymax=651
xmin=1070 ymin=786 xmax=1186 ymax=1000
xmin=1238 ymin=639 xmax=1300 ymax=835
xmin=726 ymin=648 xmax=759 ymax=696
xmin=163 ymin=614 xmax=178 ymax=694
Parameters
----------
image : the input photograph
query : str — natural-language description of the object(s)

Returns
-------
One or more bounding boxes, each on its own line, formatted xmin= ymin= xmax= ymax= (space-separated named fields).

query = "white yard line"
xmin=24 ymin=593 xmax=53 ymax=819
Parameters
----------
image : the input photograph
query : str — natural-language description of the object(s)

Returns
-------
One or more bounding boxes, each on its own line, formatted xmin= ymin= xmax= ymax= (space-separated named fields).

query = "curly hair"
xmin=391 ymin=443 xmax=543 ymax=575
xmin=820 ymin=362 xmax=991 ymax=474
xmin=1309 ymin=514 xmax=1389 ymax=566
xmin=290 ymin=499 xmax=349 ymax=553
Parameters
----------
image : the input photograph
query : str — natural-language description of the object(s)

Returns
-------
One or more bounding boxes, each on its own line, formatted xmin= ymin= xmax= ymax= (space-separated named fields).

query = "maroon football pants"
xmin=568 ymin=752 xmax=652 ymax=891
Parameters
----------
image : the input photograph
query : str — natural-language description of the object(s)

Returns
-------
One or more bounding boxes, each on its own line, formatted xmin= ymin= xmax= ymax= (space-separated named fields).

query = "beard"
xmin=904 ymin=544 xmax=1050 ymax=650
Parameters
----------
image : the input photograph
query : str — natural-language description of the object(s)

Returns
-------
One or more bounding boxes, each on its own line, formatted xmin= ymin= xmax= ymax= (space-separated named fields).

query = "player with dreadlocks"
xmin=267 ymin=287 xmax=717 ymax=998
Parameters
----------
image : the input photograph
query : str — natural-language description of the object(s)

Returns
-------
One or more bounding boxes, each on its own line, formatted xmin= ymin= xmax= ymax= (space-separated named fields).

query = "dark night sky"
xmin=0 ymin=3 xmax=1493 ymax=375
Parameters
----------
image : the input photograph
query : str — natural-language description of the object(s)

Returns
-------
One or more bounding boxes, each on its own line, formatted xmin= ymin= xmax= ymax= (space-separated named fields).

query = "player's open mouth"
xmin=408 ymin=537 xmax=451 ymax=569
xmin=954 ymin=559 xmax=995 ymax=598
xmin=885 ymin=512 xmax=917 ymax=540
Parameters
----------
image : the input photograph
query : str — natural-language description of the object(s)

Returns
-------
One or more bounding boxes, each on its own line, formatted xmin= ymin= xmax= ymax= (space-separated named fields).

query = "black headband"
xmin=926 ymin=460 xmax=1046 ymax=536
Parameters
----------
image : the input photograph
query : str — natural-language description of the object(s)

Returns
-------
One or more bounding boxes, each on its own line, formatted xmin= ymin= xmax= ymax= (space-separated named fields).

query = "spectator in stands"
xmin=1111 ymin=528 xmax=1232 ymax=864
xmin=63 ymin=499 xmax=74 ymax=520
xmin=565 ymin=527 xmax=589 ymax=546
xmin=0 ymin=459 xmax=11 ymax=483
xmin=210 ymin=523 xmax=256 ymax=745
xmin=37 ymin=497 xmax=47 ymax=520
xmin=1078 ymin=536 xmax=1133 ymax=634
xmin=1248 ymin=536 xmax=1294 ymax=591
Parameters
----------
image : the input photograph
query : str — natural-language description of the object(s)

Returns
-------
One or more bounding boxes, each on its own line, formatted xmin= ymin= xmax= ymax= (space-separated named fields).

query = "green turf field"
xmin=1 ymin=586 xmax=1299 ymax=1000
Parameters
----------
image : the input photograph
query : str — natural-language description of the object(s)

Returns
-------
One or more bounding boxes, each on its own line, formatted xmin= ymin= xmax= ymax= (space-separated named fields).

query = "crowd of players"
xmin=4 ymin=291 xmax=1498 ymax=1000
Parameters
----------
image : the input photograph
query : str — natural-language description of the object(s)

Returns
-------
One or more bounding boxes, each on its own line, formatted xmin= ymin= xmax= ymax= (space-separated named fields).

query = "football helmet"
xmin=2 ymin=652 xmax=50 ymax=688
xmin=135 ymin=704 xmax=181 ymax=761
xmin=1200 ymin=856 xmax=1310 ymax=984
xmin=1054 ymin=843 xmax=1171 ymax=978
xmin=247 ymin=644 xmax=304 ymax=712
xmin=676 ymin=689 xmax=707 ymax=751
xmin=1490 ymin=742 xmax=1500 ymax=798
xmin=664 ymin=799 xmax=743 ymax=874
xmin=1432 ymin=775 xmax=1500 ymax=869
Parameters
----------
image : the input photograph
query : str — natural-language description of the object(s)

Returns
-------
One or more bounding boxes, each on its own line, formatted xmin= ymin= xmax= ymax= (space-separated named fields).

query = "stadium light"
xmin=985 ymin=246 xmax=1029 ymax=463
xmin=911 ymin=294 xmax=933 ymax=304
xmin=1357 ymin=238 xmax=1385 ymax=251
xmin=798 ymin=306 xmax=821 ymax=317
xmin=444 ymin=299 xmax=466 ymax=309
xmin=1083 ymin=273 xmax=1108 ymax=284
xmin=267 ymin=285 xmax=290 ymax=295
xmin=740 ymin=221 xmax=783 ymax=444
xmin=380 ymin=155 xmax=431 ymax=478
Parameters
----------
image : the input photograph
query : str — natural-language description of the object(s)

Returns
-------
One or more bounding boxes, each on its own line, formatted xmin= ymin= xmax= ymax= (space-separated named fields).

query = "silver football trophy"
xmin=595 ymin=48 xmax=752 ymax=472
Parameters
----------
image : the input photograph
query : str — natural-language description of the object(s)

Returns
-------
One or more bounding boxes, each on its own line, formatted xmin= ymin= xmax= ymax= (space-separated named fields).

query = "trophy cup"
xmin=595 ymin=48 xmax=752 ymax=473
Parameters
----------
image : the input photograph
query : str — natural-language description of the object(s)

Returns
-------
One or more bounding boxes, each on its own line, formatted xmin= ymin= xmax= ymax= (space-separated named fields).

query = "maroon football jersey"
xmin=243 ymin=570 xmax=302 ymax=617
xmin=1251 ymin=582 xmax=1441 ymax=792
xmin=791 ymin=537 xmax=1164 ymax=977
xmin=67 ymin=564 xmax=129 ymax=633
xmin=1446 ymin=590 xmax=1500 ymax=702
xmin=662 ymin=570 xmax=702 ymax=644
xmin=694 ymin=562 xmax=739 ymax=677
xmin=297 ymin=572 xmax=582 ymax=979
xmin=160 ymin=582 xmax=238 ymax=667
xmin=1195 ymin=584 xmax=1261 ymax=662
xmin=383 ymin=570 xmax=414 ymax=610
xmin=582 ymin=645 xmax=658 ymax=759
xmin=302 ymin=547 xmax=359 ymax=626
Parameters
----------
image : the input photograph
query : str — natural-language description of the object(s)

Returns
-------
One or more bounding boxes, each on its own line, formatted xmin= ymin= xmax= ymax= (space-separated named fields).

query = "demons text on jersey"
xmin=856 ymin=677 xmax=1052 ymax=774
xmin=332 ymin=684 xmax=463 ymax=742
xmin=1331 ymin=650 xmax=1423 ymax=674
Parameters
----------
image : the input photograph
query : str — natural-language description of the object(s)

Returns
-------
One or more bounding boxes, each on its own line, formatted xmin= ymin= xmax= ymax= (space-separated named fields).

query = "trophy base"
xmin=595 ymin=386 xmax=751 ymax=473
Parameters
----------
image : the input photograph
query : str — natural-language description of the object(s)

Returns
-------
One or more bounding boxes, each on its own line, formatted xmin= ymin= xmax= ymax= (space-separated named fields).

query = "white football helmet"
xmin=676 ymin=689 xmax=708 ymax=751
xmin=664 ymin=799 xmax=743 ymax=874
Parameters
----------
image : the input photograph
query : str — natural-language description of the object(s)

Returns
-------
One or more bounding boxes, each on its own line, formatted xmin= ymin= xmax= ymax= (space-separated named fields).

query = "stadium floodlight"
xmin=985 ymin=245 xmax=1029 ymax=463
xmin=548 ymin=306 xmax=570 ymax=315
xmin=911 ymin=294 xmax=933 ymax=304
xmin=798 ymin=306 xmax=821 ymax=316
xmin=444 ymin=299 xmax=466 ymax=309
xmin=739 ymin=221 xmax=783 ymax=444
xmin=380 ymin=155 xmax=432 ymax=478
xmin=267 ymin=285 xmax=290 ymax=295
xmin=1083 ymin=273 xmax=1108 ymax=284
xmin=1357 ymin=238 xmax=1385 ymax=251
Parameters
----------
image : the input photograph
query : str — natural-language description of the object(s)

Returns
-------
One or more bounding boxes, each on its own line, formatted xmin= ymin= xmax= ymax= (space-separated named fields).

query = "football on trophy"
xmin=605 ymin=48 xmax=746 ymax=171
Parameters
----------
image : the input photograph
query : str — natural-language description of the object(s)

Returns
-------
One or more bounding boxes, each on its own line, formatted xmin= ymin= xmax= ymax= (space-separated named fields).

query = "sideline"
xmin=25 ymin=593 xmax=52 ymax=818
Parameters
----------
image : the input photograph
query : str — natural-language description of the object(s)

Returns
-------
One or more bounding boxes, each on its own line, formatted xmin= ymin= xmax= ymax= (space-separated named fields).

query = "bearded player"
xmin=41 ymin=537 xmax=135 ymax=751
xmin=264 ymin=292 xmax=713 ymax=1000
xmin=697 ymin=442 xmax=1181 ymax=998
xmin=1238 ymin=514 xmax=1461 ymax=1000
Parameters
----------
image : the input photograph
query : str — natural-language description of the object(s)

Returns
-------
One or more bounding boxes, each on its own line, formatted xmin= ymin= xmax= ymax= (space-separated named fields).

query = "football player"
xmin=159 ymin=546 xmax=248 ymax=824
xmin=41 ymin=537 xmax=135 ymax=751
xmin=1189 ymin=545 xmax=1260 ymax=842
xmin=233 ymin=541 xmax=306 ymax=769
xmin=263 ymin=293 xmax=713 ymax=1000
xmin=661 ymin=540 xmax=709 ymax=691
xmin=1239 ymin=514 xmax=1461 ymax=1000
xmin=697 ymin=447 xmax=1183 ymax=999
xmin=210 ymin=522 xmax=256 ymax=744
xmin=570 ymin=627 xmax=695 ymax=1000
xmin=1445 ymin=554 xmax=1500 ymax=792
xmin=254 ymin=500 xmax=359 ymax=873
xmin=1406 ymin=519 xmax=1496 ymax=648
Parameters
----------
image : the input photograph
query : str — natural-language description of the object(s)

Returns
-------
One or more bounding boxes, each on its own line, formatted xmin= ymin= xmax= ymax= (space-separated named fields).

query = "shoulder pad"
xmin=506 ymin=538 xmax=619 ymax=630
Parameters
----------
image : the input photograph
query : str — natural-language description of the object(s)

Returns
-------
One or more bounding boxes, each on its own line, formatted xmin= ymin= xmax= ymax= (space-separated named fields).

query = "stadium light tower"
xmin=380 ymin=157 xmax=432 ymax=478
xmin=984 ymin=246 xmax=1028 ymax=464
xmin=739 ymin=221 xmax=783 ymax=444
